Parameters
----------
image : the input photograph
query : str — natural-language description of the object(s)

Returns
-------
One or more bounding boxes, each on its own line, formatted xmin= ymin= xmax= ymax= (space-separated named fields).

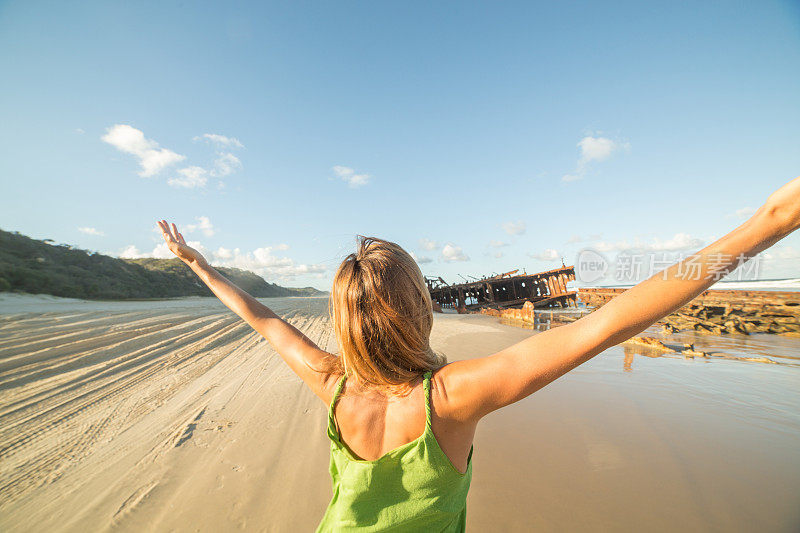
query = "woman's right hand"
xmin=157 ymin=220 xmax=207 ymax=266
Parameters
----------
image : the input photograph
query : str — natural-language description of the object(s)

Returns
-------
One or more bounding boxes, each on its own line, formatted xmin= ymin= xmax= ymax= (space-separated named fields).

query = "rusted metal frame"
xmin=428 ymin=266 xmax=577 ymax=310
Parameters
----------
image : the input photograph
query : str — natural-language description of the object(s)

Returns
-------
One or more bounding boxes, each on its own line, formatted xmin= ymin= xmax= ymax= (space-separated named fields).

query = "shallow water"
xmin=436 ymin=314 xmax=800 ymax=532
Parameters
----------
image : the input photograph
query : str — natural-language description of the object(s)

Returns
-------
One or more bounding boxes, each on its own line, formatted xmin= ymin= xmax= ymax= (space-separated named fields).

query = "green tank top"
xmin=316 ymin=371 xmax=473 ymax=532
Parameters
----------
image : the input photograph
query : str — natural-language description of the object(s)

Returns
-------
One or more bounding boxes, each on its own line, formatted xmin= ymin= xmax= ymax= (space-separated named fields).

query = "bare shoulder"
xmin=430 ymin=361 xmax=488 ymax=423
xmin=429 ymin=365 xmax=479 ymax=472
xmin=318 ymin=370 xmax=345 ymax=407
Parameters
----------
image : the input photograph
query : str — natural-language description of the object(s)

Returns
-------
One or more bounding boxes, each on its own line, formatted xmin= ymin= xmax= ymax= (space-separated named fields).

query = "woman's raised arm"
xmin=436 ymin=177 xmax=800 ymax=422
xmin=157 ymin=220 xmax=338 ymax=402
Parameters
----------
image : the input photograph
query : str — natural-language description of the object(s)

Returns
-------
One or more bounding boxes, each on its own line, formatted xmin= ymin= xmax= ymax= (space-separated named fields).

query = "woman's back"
xmin=329 ymin=372 xmax=473 ymax=473
xmin=317 ymin=372 xmax=473 ymax=532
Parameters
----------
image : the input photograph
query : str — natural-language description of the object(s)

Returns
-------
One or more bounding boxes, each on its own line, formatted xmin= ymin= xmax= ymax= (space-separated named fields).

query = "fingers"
xmin=157 ymin=220 xmax=175 ymax=242
xmin=170 ymin=223 xmax=187 ymax=244
xmin=172 ymin=223 xmax=186 ymax=244
xmin=156 ymin=220 xmax=191 ymax=246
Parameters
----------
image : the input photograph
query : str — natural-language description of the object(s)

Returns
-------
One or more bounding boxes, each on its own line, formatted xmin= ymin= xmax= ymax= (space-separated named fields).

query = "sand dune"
xmin=1 ymin=296 xmax=799 ymax=532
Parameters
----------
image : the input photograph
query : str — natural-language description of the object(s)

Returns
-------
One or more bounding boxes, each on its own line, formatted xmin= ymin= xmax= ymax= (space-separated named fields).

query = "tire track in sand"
xmin=0 ymin=298 xmax=331 ymax=514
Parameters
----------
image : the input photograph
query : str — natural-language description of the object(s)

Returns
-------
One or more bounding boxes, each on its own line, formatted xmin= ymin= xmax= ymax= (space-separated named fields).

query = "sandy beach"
xmin=1 ymin=294 xmax=799 ymax=532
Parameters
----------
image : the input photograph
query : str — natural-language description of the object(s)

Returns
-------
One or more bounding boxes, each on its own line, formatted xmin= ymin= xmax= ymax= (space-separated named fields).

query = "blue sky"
xmin=1 ymin=1 xmax=799 ymax=289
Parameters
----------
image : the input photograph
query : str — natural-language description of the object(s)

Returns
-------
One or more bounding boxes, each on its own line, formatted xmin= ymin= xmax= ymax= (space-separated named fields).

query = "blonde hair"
xmin=328 ymin=236 xmax=446 ymax=388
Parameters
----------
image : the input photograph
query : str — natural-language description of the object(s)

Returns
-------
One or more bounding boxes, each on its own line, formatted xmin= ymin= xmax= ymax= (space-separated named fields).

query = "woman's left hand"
xmin=157 ymin=219 xmax=207 ymax=266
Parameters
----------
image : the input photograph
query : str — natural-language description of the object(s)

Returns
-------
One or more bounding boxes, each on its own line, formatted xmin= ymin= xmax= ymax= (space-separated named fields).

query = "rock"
xmin=522 ymin=301 xmax=535 ymax=323
xmin=577 ymin=288 xmax=800 ymax=337
xmin=681 ymin=344 xmax=709 ymax=358
xmin=622 ymin=337 xmax=674 ymax=352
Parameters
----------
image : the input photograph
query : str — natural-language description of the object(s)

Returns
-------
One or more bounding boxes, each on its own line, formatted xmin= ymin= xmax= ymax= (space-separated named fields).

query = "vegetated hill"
xmin=0 ymin=229 xmax=327 ymax=300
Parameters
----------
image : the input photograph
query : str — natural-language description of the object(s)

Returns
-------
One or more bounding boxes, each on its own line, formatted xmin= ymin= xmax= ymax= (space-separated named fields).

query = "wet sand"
xmin=1 ymin=294 xmax=799 ymax=532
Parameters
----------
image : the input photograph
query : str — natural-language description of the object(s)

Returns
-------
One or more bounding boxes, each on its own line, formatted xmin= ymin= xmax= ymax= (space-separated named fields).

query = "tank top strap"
xmin=329 ymin=374 xmax=347 ymax=415
xmin=327 ymin=374 xmax=347 ymax=441
xmin=423 ymin=371 xmax=433 ymax=427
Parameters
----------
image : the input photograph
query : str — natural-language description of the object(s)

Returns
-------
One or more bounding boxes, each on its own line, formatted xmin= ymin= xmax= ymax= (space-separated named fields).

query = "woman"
xmin=157 ymin=176 xmax=799 ymax=532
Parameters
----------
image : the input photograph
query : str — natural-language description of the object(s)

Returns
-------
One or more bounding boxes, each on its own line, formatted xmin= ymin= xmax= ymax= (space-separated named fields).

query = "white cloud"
xmin=185 ymin=216 xmax=215 ymax=237
xmin=169 ymin=152 xmax=241 ymax=189
xmin=562 ymin=135 xmax=629 ymax=182
xmin=502 ymin=220 xmax=526 ymax=236
xmin=211 ymin=152 xmax=242 ymax=177
xmin=762 ymin=245 xmax=800 ymax=261
xmin=493 ymin=251 xmax=504 ymax=259
xmin=118 ymin=239 xmax=326 ymax=282
xmin=592 ymin=240 xmax=630 ymax=252
xmin=333 ymin=165 xmax=371 ymax=188
xmin=419 ymin=238 xmax=439 ymax=251
xmin=215 ymin=246 xmax=233 ymax=259
xmin=730 ymin=206 xmax=756 ymax=219
xmin=150 ymin=242 xmax=177 ymax=259
xmin=102 ymin=124 xmax=185 ymax=177
xmin=193 ymin=133 xmax=244 ymax=148
xmin=441 ymin=243 xmax=469 ymax=262
xmin=168 ymin=166 xmax=208 ymax=188
xmin=119 ymin=245 xmax=144 ymax=258
xmin=411 ymin=252 xmax=433 ymax=264
xmin=740 ymin=246 xmax=800 ymax=280
xmin=103 ymin=126 xmax=245 ymax=189
xmin=568 ymin=234 xmax=602 ymax=244
xmin=75 ymin=128 xmax=85 ymax=134
xmin=529 ymin=248 xmax=561 ymax=261
xmin=488 ymin=240 xmax=509 ymax=248
xmin=170 ymin=152 xmax=241 ymax=189
xmin=647 ymin=233 xmax=704 ymax=251
xmin=78 ymin=227 xmax=104 ymax=236
xmin=275 ymin=243 xmax=290 ymax=251
xmin=118 ymin=241 xmax=208 ymax=260
xmin=578 ymin=136 xmax=618 ymax=164
xmin=211 ymin=246 xmax=326 ymax=280
xmin=593 ymin=232 xmax=704 ymax=253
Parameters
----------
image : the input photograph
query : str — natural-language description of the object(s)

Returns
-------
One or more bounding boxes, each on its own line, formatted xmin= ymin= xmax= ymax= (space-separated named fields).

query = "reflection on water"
xmin=498 ymin=309 xmax=590 ymax=332
xmin=620 ymin=343 xmax=701 ymax=373
xmin=499 ymin=310 xmax=800 ymax=371
xmin=622 ymin=344 xmax=682 ymax=372
xmin=619 ymin=327 xmax=800 ymax=371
